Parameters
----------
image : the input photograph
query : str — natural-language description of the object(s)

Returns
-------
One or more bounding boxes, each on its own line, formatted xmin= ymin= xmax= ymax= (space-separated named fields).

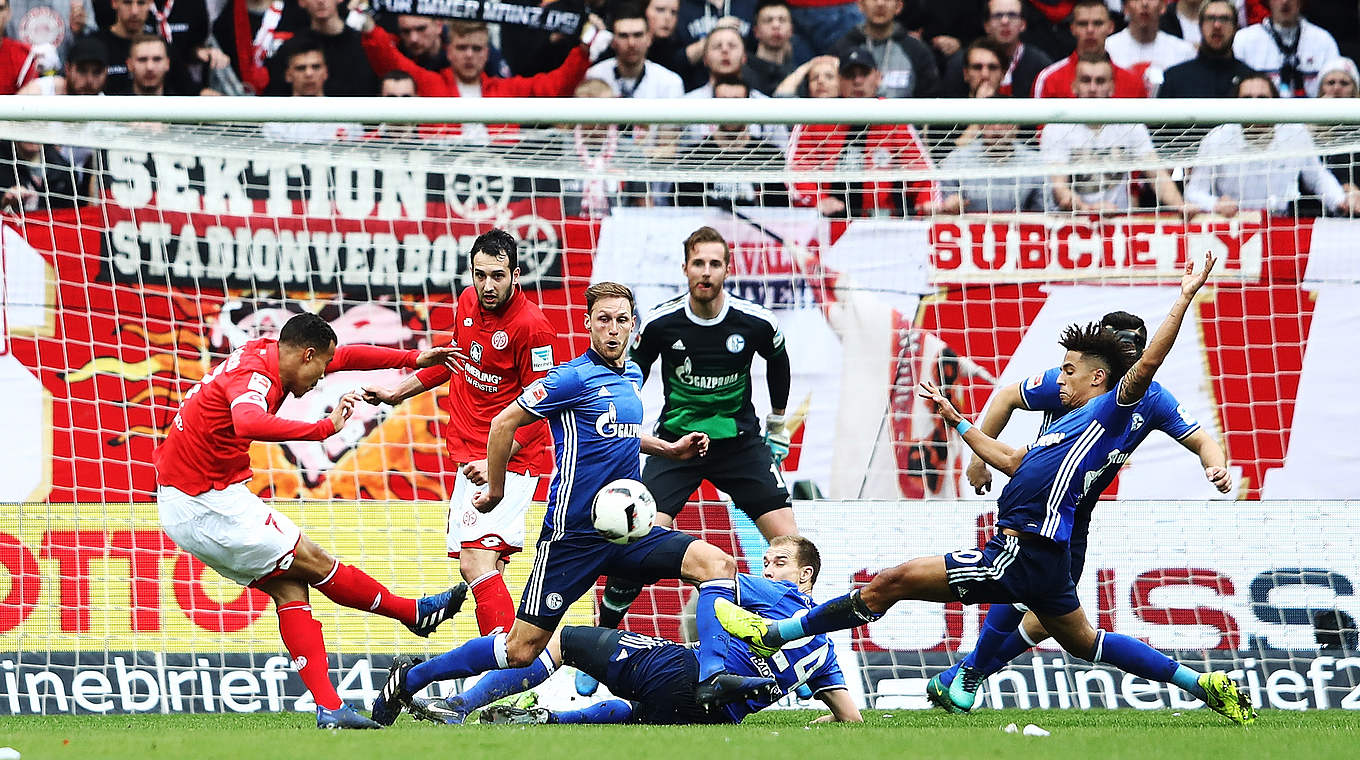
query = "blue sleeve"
xmin=1091 ymin=388 xmax=1138 ymax=428
xmin=735 ymin=574 xmax=790 ymax=615
xmin=1147 ymin=385 xmax=1202 ymax=441
xmin=516 ymin=364 xmax=584 ymax=418
xmin=1017 ymin=367 xmax=1063 ymax=412
xmin=804 ymin=641 xmax=847 ymax=695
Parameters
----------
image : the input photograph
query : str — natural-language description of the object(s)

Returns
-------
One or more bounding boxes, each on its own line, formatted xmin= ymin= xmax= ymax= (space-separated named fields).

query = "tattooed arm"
xmin=1117 ymin=254 xmax=1217 ymax=406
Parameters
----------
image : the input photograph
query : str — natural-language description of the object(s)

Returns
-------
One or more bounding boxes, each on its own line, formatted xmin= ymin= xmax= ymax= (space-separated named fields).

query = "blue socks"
xmin=1092 ymin=630 xmax=1180 ymax=683
xmin=448 ymin=651 xmax=555 ymax=713
xmin=696 ymin=579 xmax=737 ymax=680
xmin=407 ymin=633 xmax=505 ymax=693
xmin=1171 ymin=665 xmax=1208 ymax=700
xmin=774 ymin=590 xmax=882 ymax=644
xmin=941 ymin=604 xmax=1029 ymax=686
xmin=553 ymin=698 xmax=633 ymax=724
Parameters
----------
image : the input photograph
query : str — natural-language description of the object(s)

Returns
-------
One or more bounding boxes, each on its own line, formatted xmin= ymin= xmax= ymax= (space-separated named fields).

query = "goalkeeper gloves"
xmin=764 ymin=413 xmax=790 ymax=466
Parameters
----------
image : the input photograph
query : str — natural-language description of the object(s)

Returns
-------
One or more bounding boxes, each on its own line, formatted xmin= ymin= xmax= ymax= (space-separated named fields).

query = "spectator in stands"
xmin=1313 ymin=58 xmax=1359 ymax=199
xmin=587 ymin=4 xmax=684 ymax=98
xmin=1296 ymin=1 xmax=1359 ymax=65
xmin=645 ymin=0 xmax=694 ymax=77
xmin=379 ymin=68 xmax=415 ymax=97
xmin=1021 ymin=0 xmax=1078 ymax=60
xmin=7 ymin=0 xmax=92 ymax=61
xmin=787 ymin=0 xmax=862 ymax=56
xmin=1039 ymin=52 xmax=1185 ymax=213
xmin=1186 ymin=73 xmax=1360 ymax=216
xmin=262 ymin=0 xmax=377 ymax=96
xmin=684 ymin=23 xmax=756 ymax=96
xmin=772 ymin=52 xmax=838 ymax=95
xmin=1159 ymin=0 xmax=1254 ymax=98
xmin=785 ymin=47 xmax=939 ymax=217
xmin=1232 ymin=0 xmax=1338 ymax=97
xmin=1106 ymin=0 xmax=1195 ymax=94
xmin=1033 ymin=0 xmax=1147 ymax=97
xmin=919 ymin=0 xmax=986 ymax=67
xmin=533 ymin=78 xmax=649 ymax=217
xmin=94 ymin=0 xmax=150 ymax=92
xmin=939 ymin=120 xmax=1047 ymax=212
xmin=214 ymin=0 xmax=310 ymax=95
xmin=747 ymin=0 xmax=809 ymax=95
xmin=394 ymin=14 xmax=448 ymax=73
xmin=674 ymin=76 xmax=788 ymax=208
xmin=830 ymin=0 xmax=939 ymax=97
xmin=1160 ymin=0 xmax=1208 ymax=45
xmin=677 ymin=0 xmax=756 ymax=53
xmin=1 ymin=0 xmax=41 ymax=95
xmin=109 ymin=33 xmax=211 ymax=94
xmin=943 ymin=0 xmax=1052 ymax=97
xmin=263 ymin=35 xmax=363 ymax=142
xmin=19 ymin=33 xmax=106 ymax=94
xmin=1 ymin=139 xmax=82 ymax=212
xmin=358 ymin=15 xmax=591 ymax=99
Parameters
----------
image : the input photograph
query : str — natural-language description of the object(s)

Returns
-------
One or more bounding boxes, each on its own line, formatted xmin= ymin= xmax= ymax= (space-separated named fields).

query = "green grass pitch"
xmin=4 ymin=710 xmax=1358 ymax=760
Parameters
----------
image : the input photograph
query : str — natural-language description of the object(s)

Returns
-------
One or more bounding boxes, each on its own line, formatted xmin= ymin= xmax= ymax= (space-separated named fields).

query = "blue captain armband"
xmin=956 ymin=420 xmax=973 ymax=435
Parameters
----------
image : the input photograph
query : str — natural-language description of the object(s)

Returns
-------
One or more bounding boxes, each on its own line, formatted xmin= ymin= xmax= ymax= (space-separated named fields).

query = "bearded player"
xmin=155 ymin=312 xmax=467 ymax=729
xmin=365 ymin=229 xmax=557 ymax=639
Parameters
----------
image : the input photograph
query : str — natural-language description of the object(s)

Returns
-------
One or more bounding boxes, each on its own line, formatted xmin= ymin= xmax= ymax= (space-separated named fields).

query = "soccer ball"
xmin=591 ymin=478 xmax=657 ymax=545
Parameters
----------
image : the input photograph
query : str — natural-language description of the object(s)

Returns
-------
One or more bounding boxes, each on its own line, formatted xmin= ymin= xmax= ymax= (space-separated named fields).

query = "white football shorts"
xmin=447 ymin=468 xmax=539 ymax=560
xmin=158 ymin=483 xmax=302 ymax=586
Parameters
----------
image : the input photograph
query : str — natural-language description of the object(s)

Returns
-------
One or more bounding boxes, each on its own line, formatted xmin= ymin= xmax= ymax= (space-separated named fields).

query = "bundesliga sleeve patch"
xmin=248 ymin=372 xmax=273 ymax=395
xmin=1025 ymin=374 xmax=1044 ymax=390
xmin=530 ymin=345 xmax=554 ymax=372
xmin=522 ymin=380 xmax=549 ymax=408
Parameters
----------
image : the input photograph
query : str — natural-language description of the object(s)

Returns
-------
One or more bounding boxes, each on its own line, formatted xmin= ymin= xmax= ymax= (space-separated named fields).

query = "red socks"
xmin=313 ymin=562 xmax=418 ymax=625
xmin=470 ymin=571 xmax=515 ymax=636
xmin=277 ymin=601 xmax=342 ymax=710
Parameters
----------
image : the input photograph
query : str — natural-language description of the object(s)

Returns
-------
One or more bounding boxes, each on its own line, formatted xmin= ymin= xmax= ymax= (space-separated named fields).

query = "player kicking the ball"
xmin=716 ymin=255 xmax=1258 ymax=725
xmin=409 ymin=536 xmax=860 ymax=726
xmin=365 ymin=229 xmax=558 ymax=639
xmin=155 ymin=313 xmax=469 ymax=729
xmin=369 ymin=283 xmax=775 ymax=725
xmin=928 ymin=310 xmax=1232 ymax=712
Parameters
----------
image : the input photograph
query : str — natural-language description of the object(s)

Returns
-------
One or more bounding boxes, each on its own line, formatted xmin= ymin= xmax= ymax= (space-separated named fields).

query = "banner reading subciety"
xmin=369 ymin=0 xmax=584 ymax=34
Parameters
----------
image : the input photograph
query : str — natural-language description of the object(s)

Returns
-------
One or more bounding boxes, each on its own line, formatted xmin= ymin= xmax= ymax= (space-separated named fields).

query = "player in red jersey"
xmin=365 ymin=229 xmax=558 ymax=639
xmin=155 ymin=312 xmax=467 ymax=730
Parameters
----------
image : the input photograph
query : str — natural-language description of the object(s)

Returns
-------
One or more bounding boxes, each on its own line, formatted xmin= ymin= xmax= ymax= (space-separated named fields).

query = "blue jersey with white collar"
xmin=1015 ymin=369 xmax=1201 ymax=511
xmin=517 ymin=349 xmax=646 ymax=538
xmin=720 ymin=574 xmax=845 ymax=723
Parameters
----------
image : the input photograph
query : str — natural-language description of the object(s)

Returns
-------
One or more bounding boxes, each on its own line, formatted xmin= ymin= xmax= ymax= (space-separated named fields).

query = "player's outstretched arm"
xmin=811 ymin=688 xmax=863 ymax=723
xmin=1178 ymin=428 xmax=1233 ymax=494
xmin=966 ymin=382 xmax=1027 ymax=495
xmin=642 ymin=432 xmax=710 ymax=460
xmin=1118 ymin=254 xmax=1216 ymax=406
xmin=917 ymin=380 xmax=1025 ymax=476
xmin=474 ymin=402 xmax=538 ymax=512
xmin=232 ymin=391 xmax=360 ymax=442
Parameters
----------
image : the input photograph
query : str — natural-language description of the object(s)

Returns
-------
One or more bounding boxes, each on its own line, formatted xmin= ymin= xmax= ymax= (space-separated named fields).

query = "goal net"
xmin=1 ymin=97 xmax=1358 ymax=715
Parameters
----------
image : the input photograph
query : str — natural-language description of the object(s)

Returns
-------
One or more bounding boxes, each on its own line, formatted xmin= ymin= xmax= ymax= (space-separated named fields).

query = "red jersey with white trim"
xmin=154 ymin=338 xmax=421 ymax=495
xmin=416 ymin=288 xmax=556 ymax=475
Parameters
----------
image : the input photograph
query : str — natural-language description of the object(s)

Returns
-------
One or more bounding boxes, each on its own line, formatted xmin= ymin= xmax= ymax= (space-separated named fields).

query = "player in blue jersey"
xmin=716 ymin=255 xmax=1258 ymax=725
xmin=407 ymin=536 xmax=861 ymax=726
xmin=927 ymin=310 xmax=1232 ymax=712
xmin=368 ymin=282 xmax=775 ymax=726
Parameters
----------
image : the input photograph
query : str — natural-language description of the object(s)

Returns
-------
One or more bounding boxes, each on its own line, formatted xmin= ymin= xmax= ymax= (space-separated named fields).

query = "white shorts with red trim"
xmin=158 ymin=483 xmax=302 ymax=587
xmin=447 ymin=468 xmax=538 ymax=559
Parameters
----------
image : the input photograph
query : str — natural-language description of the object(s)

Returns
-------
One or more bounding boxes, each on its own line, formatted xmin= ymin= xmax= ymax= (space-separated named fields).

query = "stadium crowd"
xmin=3 ymin=0 xmax=1360 ymax=216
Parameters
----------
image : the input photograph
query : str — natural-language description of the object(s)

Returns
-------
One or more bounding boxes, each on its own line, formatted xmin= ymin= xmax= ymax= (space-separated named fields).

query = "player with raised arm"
xmin=154 ymin=313 xmax=468 ymax=730
xmin=368 ymin=283 xmax=776 ymax=726
xmin=716 ymin=255 xmax=1259 ymax=725
xmin=409 ymin=536 xmax=861 ymax=727
xmin=928 ymin=310 xmax=1233 ymax=712
xmin=589 ymin=227 xmax=796 ymax=679
xmin=364 ymin=229 xmax=558 ymax=640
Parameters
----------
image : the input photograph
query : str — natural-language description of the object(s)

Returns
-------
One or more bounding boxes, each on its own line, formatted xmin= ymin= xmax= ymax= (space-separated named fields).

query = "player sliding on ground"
xmin=405 ymin=536 xmax=860 ymax=726
xmin=369 ymin=283 xmax=776 ymax=726
xmin=928 ymin=310 xmax=1232 ymax=713
xmin=716 ymin=254 xmax=1259 ymax=725
xmin=155 ymin=313 xmax=470 ymax=729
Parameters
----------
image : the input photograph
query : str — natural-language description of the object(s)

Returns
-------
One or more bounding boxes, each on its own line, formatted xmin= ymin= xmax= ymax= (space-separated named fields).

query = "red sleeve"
xmin=233 ymin=0 xmax=269 ymax=94
xmin=362 ymin=26 xmax=450 ymax=96
xmin=327 ymin=345 xmax=421 ymax=371
xmin=486 ymin=46 xmax=590 ymax=97
xmin=232 ymin=401 xmax=335 ymax=441
xmin=415 ymin=363 xmax=454 ymax=388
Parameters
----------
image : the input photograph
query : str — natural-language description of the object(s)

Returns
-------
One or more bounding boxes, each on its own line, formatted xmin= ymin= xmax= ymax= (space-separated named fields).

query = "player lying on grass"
xmin=715 ymin=255 xmax=1259 ymax=725
xmin=929 ymin=309 xmax=1232 ymax=712
xmin=155 ymin=312 xmax=469 ymax=729
xmin=402 ymin=535 xmax=860 ymax=726
xmin=368 ymin=283 xmax=776 ymax=727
